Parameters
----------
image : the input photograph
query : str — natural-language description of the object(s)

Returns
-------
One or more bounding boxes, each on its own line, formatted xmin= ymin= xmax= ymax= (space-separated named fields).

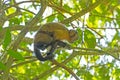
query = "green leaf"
xmin=0 ymin=62 xmax=7 ymax=70
xmin=6 ymin=7 xmax=16 ymax=15
xmin=63 ymin=4 xmax=71 ymax=11
xmin=0 ymin=26 xmax=2 ymax=32
xmin=3 ymin=29 xmax=11 ymax=49
xmin=57 ymin=14 xmax=64 ymax=21
xmin=108 ymin=32 xmax=118 ymax=47
xmin=9 ymin=17 xmax=21 ymax=25
xmin=7 ymin=49 xmax=24 ymax=61
xmin=84 ymin=29 xmax=96 ymax=48
xmin=47 ymin=15 xmax=55 ymax=22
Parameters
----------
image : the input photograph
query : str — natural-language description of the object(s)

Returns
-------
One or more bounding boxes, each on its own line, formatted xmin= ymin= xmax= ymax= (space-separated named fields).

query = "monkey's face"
xmin=69 ymin=30 xmax=79 ymax=43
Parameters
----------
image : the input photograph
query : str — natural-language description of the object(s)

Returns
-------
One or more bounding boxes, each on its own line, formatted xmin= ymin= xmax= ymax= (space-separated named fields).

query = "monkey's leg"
xmin=45 ymin=40 xmax=70 ymax=60
xmin=44 ymin=41 xmax=59 ymax=60
xmin=47 ymin=40 xmax=68 ymax=55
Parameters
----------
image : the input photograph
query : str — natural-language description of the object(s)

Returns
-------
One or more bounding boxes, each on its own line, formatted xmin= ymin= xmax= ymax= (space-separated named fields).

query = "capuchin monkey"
xmin=34 ymin=22 xmax=78 ymax=61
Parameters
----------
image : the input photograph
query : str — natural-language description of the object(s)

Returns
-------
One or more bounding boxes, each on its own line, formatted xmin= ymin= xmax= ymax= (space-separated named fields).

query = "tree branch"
xmin=50 ymin=60 xmax=80 ymax=80
xmin=60 ymin=0 xmax=109 ymax=24
xmin=32 ymin=52 xmax=77 ymax=79
xmin=33 ymin=45 xmax=120 ymax=79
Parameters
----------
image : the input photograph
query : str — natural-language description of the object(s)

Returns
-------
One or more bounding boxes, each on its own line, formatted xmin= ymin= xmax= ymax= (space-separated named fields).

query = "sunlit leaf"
xmin=84 ymin=29 xmax=96 ymax=48
xmin=47 ymin=15 xmax=55 ymax=22
xmin=57 ymin=14 xmax=64 ymax=21
xmin=3 ymin=29 xmax=11 ymax=49
xmin=0 ymin=62 xmax=7 ymax=70
xmin=6 ymin=7 xmax=16 ymax=15
xmin=7 ymin=49 xmax=24 ymax=61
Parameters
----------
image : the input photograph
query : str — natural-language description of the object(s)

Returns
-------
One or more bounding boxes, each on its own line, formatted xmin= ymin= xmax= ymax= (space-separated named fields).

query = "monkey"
xmin=34 ymin=22 xmax=78 ymax=61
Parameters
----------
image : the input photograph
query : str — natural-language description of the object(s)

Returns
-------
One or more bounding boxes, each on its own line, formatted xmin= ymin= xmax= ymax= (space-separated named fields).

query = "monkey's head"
xmin=69 ymin=30 xmax=79 ymax=43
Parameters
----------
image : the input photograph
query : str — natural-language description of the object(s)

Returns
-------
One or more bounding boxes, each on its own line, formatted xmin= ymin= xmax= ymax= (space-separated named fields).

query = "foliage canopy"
xmin=0 ymin=0 xmax=120 ymax=80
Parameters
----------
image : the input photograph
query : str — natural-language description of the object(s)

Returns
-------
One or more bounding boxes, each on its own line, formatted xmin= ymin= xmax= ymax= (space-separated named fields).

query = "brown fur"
xmin=34 ymin=22 xmax=78 ymax=43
